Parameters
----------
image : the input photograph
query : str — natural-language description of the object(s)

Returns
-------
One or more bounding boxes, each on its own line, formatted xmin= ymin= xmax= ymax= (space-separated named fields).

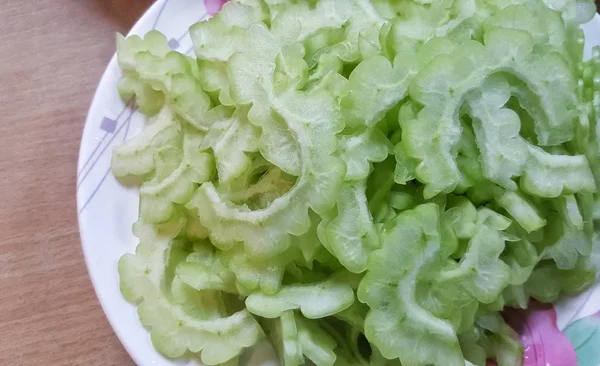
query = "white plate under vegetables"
xmin=105 ymin=0 xmax=600 ymax=365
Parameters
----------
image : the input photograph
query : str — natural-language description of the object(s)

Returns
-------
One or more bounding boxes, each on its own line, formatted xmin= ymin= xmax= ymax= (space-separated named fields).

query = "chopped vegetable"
xmin=112 ymin=0 xmax=600 ymax=365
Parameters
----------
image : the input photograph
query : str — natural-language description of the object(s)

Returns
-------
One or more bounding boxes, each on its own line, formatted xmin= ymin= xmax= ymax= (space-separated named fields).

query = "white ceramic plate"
xmin=77 ymin=2 xmax=600 ymax=365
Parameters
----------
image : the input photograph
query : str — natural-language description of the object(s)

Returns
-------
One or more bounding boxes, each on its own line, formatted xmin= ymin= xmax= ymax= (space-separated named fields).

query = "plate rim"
xmin=77 ymin=2 xmax=171 ymax=365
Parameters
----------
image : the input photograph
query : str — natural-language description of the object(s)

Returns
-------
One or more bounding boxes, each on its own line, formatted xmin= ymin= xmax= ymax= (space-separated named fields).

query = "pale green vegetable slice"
xmin=246 ymin=277 xmax=354 ymax=318
xmin=117 ymin=30 xmax=170 ymax=71
xmin=222 ymin=245 xmax=294 ymax=295
xmin=187 ymin=88 xmax=345 ymax=258
xmin=112 ymin=106 xmax=180 ymax=177
xmin=444 ymin=196 xmax=478 ymax=240
xmin=341 ymin=55 xmax=416 ymax=128
xmin=273 ymin=43 xmax=309 ymax=93
xmin=393 ymin=103 xmax=419 ymax=185
xmin=404 ymin=27 xmax=579 ymax=197
xmin=296 ymin=317 xmax=338 ymax=366
xmin=541 ymin=196 xmax=592 ymax=269
xmin=117 ymin=31 xmax=214 ymax=122
xmin=118 ymin=72 xmax=165 ymax=116
xmin=393 ymin=141 xmax=418 ymax=185
xmin=464 ymin=74 xmax=528 ymax=190
xmin=358 ymin=204 xmax=465 ymax=366
xmin=176 ymin=242 xmax=238 ymax=294
xmin=197 ymin=60 xmax=236 ymax=107
xmin=300 ymin=0 xmax=385 ymax=68
xmin=268 ymin=311 xmax=304 ymax=366
xmin=191 ymin=2 xmax=260 ymax=62
xmin=291 ymin=212 xmax=325 ymax=266
xmin=455 ymin=208 xmax=512 ymax=303
xmin=199 ymin=108 xmax=261 ymax=185
xmin=337 ymin=128 xmax=391 ymax=181
xmin=495 ymin=190 xmax=546 ymax=233
xmin=257 ymin=112 xmax=302 ymax=177
xmin=139 ymin=123 xmax=215 ymax=223
xmin=267 ymin=311 xmax=339 ymax=366
xmin=168 ymin=73 xmax=213 ymax=129
xmin=269 ymin=0 xmax=354 ymax=42
xmin=502 ymin=237 xmax=539 ymax=288
xmin=317 ymin=181 xmax=379 ymax=273
xmin=118 ymin=215 xmax=261 ymax=364
xmin=521 ymin=146 xmax=597 ymax=198
xmin=525 ymin=260 xmax=596 ymax=302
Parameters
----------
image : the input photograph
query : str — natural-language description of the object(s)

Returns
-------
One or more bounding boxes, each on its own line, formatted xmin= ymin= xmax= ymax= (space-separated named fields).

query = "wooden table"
xmin=0 ymin=1 xmax=152 ymax=364
xmin=0 ymin=1 xmax=598 ymax=365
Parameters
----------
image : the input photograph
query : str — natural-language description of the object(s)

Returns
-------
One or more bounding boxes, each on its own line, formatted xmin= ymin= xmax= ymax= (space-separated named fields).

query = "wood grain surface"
xmin=0 ymin=1 xmax=598 ymax=366
xmin=0 ymin=1 xmax=152 ymax=365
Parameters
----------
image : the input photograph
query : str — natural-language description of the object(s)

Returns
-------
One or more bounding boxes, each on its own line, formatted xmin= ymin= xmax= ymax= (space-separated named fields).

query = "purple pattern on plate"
xmin=168 ymin=38 xmax=180 ymax=49
xmin=100 ymin=117 xmax=117 ymax=133
xmin=204 ymin=0 xmax=227 ymax=15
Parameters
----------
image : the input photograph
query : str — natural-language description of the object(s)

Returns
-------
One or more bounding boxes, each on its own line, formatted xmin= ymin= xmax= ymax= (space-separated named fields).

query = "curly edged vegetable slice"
xmin=524 ymin=260 xmax=596 ymax=303
xmin=392 ymin=102 xmax=421 ymax=185
xmin=414 ymin=259 xmax=478 ymax=334
xmin=482 ymin=2 xmax=567 ymax=50
xmin=521 ymin=146 xmax=597 ymax=198
xmin=268 ymin=311 xmax=304 ymax=366
xmin=448 ymin=208 xmax=513 ymax=304
xmin=175 ymin=242 xmax=237 ymax=294
xmin=111 ymin=106 xmax=180 ymax=177
xmin=549 ymin=0 xmax=598 ymax=24
xmin=501 ymin=237 xmax=539 ymax=305
xmin=138 ymin=122 xmax=215 ymax=224
xmin=358 ymin=203 xmax=466 ymax=366
xmin=483 ymin=112 xmax=592 ymax=203
xmin=296 ymin=316 xmax=338 ymax=366
xmin=188 ymin=20 xmax=347 ymax=258
xmin=541 ymin=195 xmax=593 ymax=269
xmin=317 ymin=180 xmax=380 ymax=273
xmin=464 ymin=74 xmax=528 ymax=191
xmin=258 ymin=111 xmax=303 ymax=177
xmin=187 ymin=86 xmax=345 ymax=258
xmin=116 ymin=30 xmax=170 ymax=72
xmin=191 ymin=1 xmax=260 ymax=62
xmin=246 ymin=276 xmax=354 ymax=319
xmin=404 ymin=26 xmax=580 ymax=198
xmin=495 ymin=190 xmax=546 ymax=233
xmin=337 ymin=128 xmax=391 ymax=181
xmin=199 ymin=107 xmax=261 ymax=185
xmin=118 ymin=215 xmax=262 ymax=364
xmin=197 ymin=60 xmax=236 ymax=107
xmin=444 ymin=195 xmax=478 ymax=241
xmin=419 ymin=208 xmax=513 ymax=329
xmin=117 ymin=30 xmax=214 ymax=122
xmin=300 ymin=0 xmax=385 ymax=69
xmin=167 ymin=73 xmax=213 ymax=129
xmin=221 ymin=244 xmax=293 ymax=296
xmin=118 ymin=72 xmax=164 ymax=116
xmin=382 ymin=0 xmax=485 ymax=46
xmin=267 ymin=311 xmax=339 ymax=366
xmin=269 ymin=0 xmax=355 ymax=43
xmin=341 ymin=55 xmax=417 ymax=128
xmin=393 ymin=142 xmax=418 ymax=185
